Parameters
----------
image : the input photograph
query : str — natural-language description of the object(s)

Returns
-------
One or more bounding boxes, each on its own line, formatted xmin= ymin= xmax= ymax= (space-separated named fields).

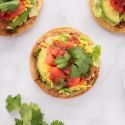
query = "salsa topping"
xmin=110 ymin=0 xmax=125 ymax=13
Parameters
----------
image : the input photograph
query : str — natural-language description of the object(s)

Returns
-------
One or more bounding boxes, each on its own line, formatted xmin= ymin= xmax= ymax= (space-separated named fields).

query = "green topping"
xmin=0 ymin=0 xmax=19 ymax=12
xmin=29 ymin=0 xmax=38 ymax=17
xmin=9 ymin=10 xmax=29 ymax=29
xmin=6 ymin=94 xmax=65 ymax=125
xmin=6 ymin=94 xmax=21 ymax=112
xmin=59 ymin=34 xmax=69 ymax=43
xmin=15 ymin=119 xmax=23 ymax=125
xmin=45 ymin=37 xmax=53 ymax=45
xmin=92 ymin=45 xmax=101 ymax=67
xmin=51 ymin=120 xmax=64 ymax=125
xmin=55 ymin=53 xmax=70 ymax=69
xmin=101 ymin=0 xmax=120 ymax=25
xmin=79 ymin=35 xmax=90 ymax=43
xmin=68 ymin=47 xmax=92 ymax=77
xmin=45 ymin=34 xmax=69 ymax=45
xmin=70 ymin=64 xmax=81 ymax=77
xmin=37 ymin=48 xmax=54 ymax=87
xmin=92 ymin=0 xmax=102 ymax=17
xmin=92 ymin=0 xmax=124 ymax=26
xmin=54 ymin=79 xmax=66 ymax=90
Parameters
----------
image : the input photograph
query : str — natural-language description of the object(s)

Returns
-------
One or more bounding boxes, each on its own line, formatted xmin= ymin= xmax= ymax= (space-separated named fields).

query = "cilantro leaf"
xmin=51 ymin=120 xmax=64 ymax=125
xmin=92 ymin=45 xmax=101 ymax=67
xmin=41 ymin=121 xmax=48 ymax=125
xmin=20 ymin=103 xmax=44 ymax=125
xmin=20 ymin=103 xmax=32 ymax=125
xmin=68 ymin=47 xmax=86 ymax=59
xmin=55 ymin=53 xmax=70 ymax=69
xmin=75 ymin=59 xmax=90 ymax=75
xmin=70 ymin=64 xmax=81 ymax=77
xmin=31 ymin=103 xmax=44 ymax=125
xmin=68 ymin=47 xmax=92 ymax=77
xmin=6 ymin=95 xmax=65 ymax=125
xmin=15 ymin=119 xmax=23 ymax=125
xmin=6 ymin=94 xmax=21 ymax=112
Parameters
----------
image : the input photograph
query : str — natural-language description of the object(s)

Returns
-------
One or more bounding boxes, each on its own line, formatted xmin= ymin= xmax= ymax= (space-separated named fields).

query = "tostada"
xmin=30 ymin=27 xmax=101 ymax=98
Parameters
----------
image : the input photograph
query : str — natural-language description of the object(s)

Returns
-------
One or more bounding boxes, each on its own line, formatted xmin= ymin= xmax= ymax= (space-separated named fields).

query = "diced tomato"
xmin=0 ymin=0 xmax=25 ymax=20
xmin=0 ymin=19 xmax=7 ymax=30
xmin=48 ymin=46 xmax=66 ymax=57
xmin=69 ymin=36 xmax=79 ymax=44
xmin=65 ymin=42 xmax=74 ymax=49
xmin=49 ymin=67 xmax=65 ymax=84
xmin=45 ymin=53 xmax=55 ymax=66
xmin=53 ymin=40 xmax=65 ymax=48
xmin=67 ymin=77 xmax=81 ymax=87
xmin=62 ymin=68 xmax=71 ymax=75
xmin=91 ymin=66 xmax=98 ymax=73
xmin=110 ymin=0 xmax=125 ymax=13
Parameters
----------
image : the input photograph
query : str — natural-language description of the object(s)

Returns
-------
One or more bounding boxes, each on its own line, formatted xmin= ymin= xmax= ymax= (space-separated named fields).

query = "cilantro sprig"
xmin=55 ymin=53 xmax=70 ymax=69
xmin=68 ymin=47 xmax=92 ymax=77
xmin=6 ymin=95 xmax=65 ymax=125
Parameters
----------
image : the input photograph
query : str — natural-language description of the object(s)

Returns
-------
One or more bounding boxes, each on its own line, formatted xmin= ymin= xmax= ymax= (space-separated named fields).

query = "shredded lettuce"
xmin=92 ymin=45 xmax=101 ymax=67
xmin=93 ymin=0 xmax=102 ymax=17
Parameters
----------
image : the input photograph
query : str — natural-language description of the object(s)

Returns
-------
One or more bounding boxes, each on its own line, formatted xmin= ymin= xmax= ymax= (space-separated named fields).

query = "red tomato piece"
xmin=69 ymin=36 xmax=79 ymax=44
xmin=65 ymin=42 xmax=76 ymax=49
xmin=48 ymin=46 xmax=66 ymax=57
xmin=0 ymin=0 xmax=25 ymax=20
xmin=67 ymin=77 xmax=81 ymax=87
xmin=49 ymin=67 xmax=66 ymax=84
xmin=110 ymin=0 xmax=125 ymax=13
xmin=45 ymin=53 xmax=55 ymax=66
xmin=62 ymin=68 xmax=71 ymax=75
xmin=53 ymin=40 xmax=65 ymax=48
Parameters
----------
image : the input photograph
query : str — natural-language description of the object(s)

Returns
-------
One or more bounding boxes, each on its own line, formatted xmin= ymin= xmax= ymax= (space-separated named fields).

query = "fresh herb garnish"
xmin=6 ymin=95 xmax=65 ymax=125
xmin=55 ymin=53 xmax=70 ymax=69
xmin=68 ymin=47 xmax=92 ymax=77
xmin=51 ymin=120 xmax=64 ymax=125
xmin=6 ymin=94 xmax=21 ymax=112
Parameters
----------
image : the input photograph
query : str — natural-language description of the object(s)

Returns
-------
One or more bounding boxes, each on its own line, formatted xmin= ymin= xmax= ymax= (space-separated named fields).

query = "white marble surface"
xmin=0 ymin=0 xmax=125 ymax=125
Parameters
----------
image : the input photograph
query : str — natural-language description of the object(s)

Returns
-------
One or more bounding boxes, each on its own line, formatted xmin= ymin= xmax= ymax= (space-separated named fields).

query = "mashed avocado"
xmin=92 ymin=0 xmax=125 ymax=26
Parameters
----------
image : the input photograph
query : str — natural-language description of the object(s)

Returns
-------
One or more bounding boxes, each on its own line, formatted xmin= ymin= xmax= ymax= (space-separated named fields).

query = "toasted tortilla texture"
xmin=0 ymin=0 xmax=43 ymax=36
xmin=89 ymin=0 xmax=125 ymax=33
xmin=30 ymin=27 xmax=99 ymax=98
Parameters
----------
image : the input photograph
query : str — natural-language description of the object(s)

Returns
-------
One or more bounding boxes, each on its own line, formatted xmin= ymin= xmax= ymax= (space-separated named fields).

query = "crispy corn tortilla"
xmin=0 ymin=0 xmax=43 ymax=36
xmin=30 ymin=27 xmax=99 ymax=98
xmin=89 ymin=0 xmax=125 ymax=33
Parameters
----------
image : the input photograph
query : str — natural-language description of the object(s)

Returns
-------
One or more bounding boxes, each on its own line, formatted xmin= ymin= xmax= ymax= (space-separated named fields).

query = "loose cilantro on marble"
xmin=6 ymin=95 xmax=65 ymax=125
xmin=51 ymin=120 xmax=64 ymax=125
